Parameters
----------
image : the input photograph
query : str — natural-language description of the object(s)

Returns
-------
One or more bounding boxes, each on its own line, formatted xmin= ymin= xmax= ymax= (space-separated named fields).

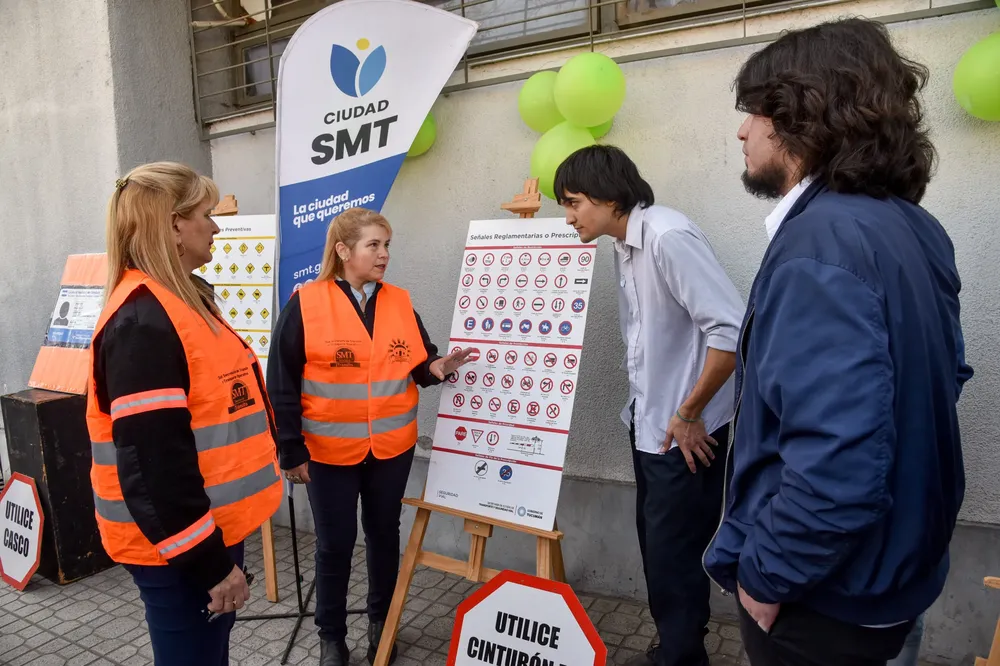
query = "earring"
xmin=178 ymin=243 xmax=186 ymax=258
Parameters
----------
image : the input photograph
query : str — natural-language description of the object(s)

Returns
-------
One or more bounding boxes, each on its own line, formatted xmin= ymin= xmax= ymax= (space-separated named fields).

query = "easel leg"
xmin=261 ymin=518 xmax=280 ymax=602
xmin=374 ymin=507 xmax=431 ymax=666
xmin=536 ymin=537 xmax=553 ymax=580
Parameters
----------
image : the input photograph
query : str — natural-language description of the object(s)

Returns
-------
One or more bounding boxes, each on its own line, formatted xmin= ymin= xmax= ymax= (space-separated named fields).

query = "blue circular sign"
xmin=499 ymin=465 xmax=513 ymax=481
xmin=519 ymin=319 xmax=533 ymax=334
xmin=558 ymin=321 xmax=573 ymax=336
xmin=464 ymin=317 xmax=476 ymax=331
xmin=539 ymin=320 xmax=552 ymax=335
xmin=572 ymin=298 xmax=586 ymax=313
xmin=482 ymin=318 xmax=495 ymax=332
xmin=500 ymin=318 xmax=513 ymax=333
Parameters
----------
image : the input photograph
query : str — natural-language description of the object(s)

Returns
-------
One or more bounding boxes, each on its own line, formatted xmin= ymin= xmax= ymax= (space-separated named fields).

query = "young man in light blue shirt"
xmin=555 ymin=145 xmax=745 ymax=666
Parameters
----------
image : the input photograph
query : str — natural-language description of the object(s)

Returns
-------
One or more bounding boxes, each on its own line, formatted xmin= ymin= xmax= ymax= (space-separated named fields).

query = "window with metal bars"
xmin=188 ymin=0 xmax=787 ymax=134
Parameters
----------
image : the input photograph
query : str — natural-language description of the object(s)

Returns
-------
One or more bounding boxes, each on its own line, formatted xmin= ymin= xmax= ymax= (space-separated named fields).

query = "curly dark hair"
xmin=734 ymin=18 xmax=935 ymax=203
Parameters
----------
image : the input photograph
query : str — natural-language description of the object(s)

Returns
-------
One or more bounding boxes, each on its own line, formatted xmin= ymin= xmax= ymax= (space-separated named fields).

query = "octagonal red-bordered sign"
xmin=447 ymin=570 xmax=607 ymax=666
xmin=0 ymin=473 xmax=45 ymax=591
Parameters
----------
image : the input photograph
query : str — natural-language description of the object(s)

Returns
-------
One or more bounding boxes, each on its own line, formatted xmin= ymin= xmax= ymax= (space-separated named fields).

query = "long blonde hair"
xmin=105 ymin=162 xmax=221 ymax=327
xmin=317 ymin=208 xmax=393 ymax=282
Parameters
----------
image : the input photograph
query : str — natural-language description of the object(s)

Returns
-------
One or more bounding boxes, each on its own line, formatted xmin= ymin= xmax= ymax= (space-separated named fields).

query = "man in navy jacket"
xmin=703 ymin=18 xmax=973 ymax=665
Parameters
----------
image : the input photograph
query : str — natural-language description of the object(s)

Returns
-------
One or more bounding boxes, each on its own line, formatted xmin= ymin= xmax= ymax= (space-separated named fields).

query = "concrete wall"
xmin=0 ymin=0 xmax=210 ymax=480
xmin=0 ymin=1 xmax=120 ymax=479
xmin=225 ymin=7 xmax=1000 ymax=662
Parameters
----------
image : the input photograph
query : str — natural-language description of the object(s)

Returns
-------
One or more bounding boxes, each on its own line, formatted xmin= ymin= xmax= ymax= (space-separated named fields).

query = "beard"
xmin=741 ymin=162 xmax=788 ymax=200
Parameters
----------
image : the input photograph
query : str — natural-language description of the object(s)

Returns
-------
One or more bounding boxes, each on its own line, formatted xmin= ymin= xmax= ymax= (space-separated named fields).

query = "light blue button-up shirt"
xmin=614 ymin=205 xmax=745 ymax=454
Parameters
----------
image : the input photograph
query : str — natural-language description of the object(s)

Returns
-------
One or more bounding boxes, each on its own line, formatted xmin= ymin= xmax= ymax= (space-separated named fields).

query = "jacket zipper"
xmin=702 ymin=305 xmax=754 ymax=595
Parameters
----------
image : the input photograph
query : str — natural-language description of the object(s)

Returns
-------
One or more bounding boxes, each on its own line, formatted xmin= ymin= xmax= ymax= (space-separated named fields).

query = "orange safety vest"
xmin=299 ymin=280 xmax=427 ymax=465
xmin=87 ymin=269 xmax=282 ymax=566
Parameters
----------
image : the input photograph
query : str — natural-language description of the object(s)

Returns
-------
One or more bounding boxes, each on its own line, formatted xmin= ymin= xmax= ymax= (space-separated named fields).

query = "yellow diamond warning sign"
xmin=245 ymin=263 xmax=255 ymax=274
xmin=261 ymin=308 xmax=270 ymax=320
xmin=210 ymin=243 xmax=216 ymax=254
xmin=255 ymin=242 xmax=265 ymax=254
xmin=259 ymin=335 xmax=269 ymax=346
xmin=244 ymin=308 xmax=253 ymax=319
xmin=199 ymin=265 xmax=207 ymax=274
xmin=245 ymin=335 xmax=253 ymax=345
xmin=214 ymin=263 xmax=223 ymax=274
xmin=220 ymin=288 xmax=230 ymax=300
xmin=237 ymin=289 xmax=246 ymax=300
xmin=252 ymin=289 xmax=262 ymax=300
xmin=229 ymin=263 xmax=238 ymax=275
xmin=223 ymin=243 xmax=232 ymax=254
xmin=229 ymin=308 xmax=238 ymax=319
xmin=239 ymin=242 xmax=248 ymax=254
xmin=262 ymin=263 xmax=272 ymax=274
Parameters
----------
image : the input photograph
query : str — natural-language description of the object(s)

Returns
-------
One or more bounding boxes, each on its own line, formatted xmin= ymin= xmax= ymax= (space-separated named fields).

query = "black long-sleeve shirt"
xmin=93 ymin=284 xmax=236 ymax=591
xmin=266 ymin=280 xmax=443 ymax=470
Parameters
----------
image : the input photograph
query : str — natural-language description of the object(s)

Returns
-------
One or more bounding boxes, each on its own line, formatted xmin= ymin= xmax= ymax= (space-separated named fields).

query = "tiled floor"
xmin=0 ymin=527 xmax=746 ymax=665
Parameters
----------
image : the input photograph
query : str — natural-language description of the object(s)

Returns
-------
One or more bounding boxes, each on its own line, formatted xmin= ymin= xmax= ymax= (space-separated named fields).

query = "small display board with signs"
xmin=0 ymin=473 xmax=45 ymax=591
xmin=448 ymin=569 xmax=606 ymax=666
xmin=194 ymin=214 xmax=277 ymax=376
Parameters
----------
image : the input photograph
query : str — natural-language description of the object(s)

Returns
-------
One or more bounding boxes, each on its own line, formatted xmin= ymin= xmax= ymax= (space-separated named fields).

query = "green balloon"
xmin=530 ymin=122 xmax=596 ymax=200
xmin=953 ymin=32 xmax=1000 ymax=122
xmin=518 ymin=71 xmax=564 ymax=134
xmin=407 ymin=113 xmax=436 ymax=157
xmin=553 ymin=52 xmax=626 ymax=128
xmin=589 ymin=118 xmax=613 ymax=139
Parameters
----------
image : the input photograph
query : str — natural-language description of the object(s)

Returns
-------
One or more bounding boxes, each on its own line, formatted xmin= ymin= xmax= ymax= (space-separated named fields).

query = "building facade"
xmin=2 ymin=0 xmax=999 ymax=661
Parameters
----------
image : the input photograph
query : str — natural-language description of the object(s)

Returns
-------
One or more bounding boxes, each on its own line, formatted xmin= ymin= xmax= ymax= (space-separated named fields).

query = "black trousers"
xmin=306 ymin=448 xmax=415 ymax=641
xmin=631 ymin=421 xmax=730 ymax=666
xmin=739 ymin=602 xmax=914 ymax=666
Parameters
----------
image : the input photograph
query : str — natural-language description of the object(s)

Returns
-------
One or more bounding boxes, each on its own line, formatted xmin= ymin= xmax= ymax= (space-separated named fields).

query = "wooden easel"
xmin=374 ymin=178 xmax=565 ymax=666
xmin=976 ymin=576 xmax=1000 ymax=666
xmin=211 ymin=194 xmax=280 ymax=604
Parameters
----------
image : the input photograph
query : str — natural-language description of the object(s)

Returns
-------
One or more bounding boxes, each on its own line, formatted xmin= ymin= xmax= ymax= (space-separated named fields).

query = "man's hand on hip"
xmin=663 ymin=410 xmax=716 ymax=473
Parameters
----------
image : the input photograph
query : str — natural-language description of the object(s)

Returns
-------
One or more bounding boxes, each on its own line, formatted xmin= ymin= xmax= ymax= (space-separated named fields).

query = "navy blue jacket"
xmin=703 ymin=182 xmax=972 ymax=626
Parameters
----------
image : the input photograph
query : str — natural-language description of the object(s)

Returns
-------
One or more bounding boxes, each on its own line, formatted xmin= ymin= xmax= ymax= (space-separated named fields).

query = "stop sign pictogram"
xmin=447 ymin=570 xmax=606 ymax=666
xmin=0 ymin=473 xmax=44 ymax=591
xmin=455 ymin=426 xmax=468 ymax=441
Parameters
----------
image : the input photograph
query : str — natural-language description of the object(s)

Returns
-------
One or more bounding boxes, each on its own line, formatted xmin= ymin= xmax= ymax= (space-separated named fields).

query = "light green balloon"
xmin=953 ymin=32 xmax=1000 ymax=122
xmin=407 ymin=113 xmax=436 ymax=157
xmin=553 ymin=52 xmax=626 ymax=128
xmin=530 ymin=121 xmax=596 ymax=200
xmin=518 ymin=71 xmax=565 ymax=134
xmin=589 ymin=118 xmax=613 ymax=139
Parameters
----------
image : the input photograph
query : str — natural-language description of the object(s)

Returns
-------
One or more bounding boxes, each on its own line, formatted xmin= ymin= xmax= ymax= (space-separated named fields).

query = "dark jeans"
xmin=631 ymin=421 xmax=729 ymax=666
xmin=739 ymin=602 xmax=914 ymax=666
xmin=306 ymin=448 xmax=415 ymax=641
xmin=125 ymin=542 xmax=244 ymax=666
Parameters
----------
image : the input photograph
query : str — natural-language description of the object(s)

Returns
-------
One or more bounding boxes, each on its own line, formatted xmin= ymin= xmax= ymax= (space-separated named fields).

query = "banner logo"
xmin=330 ymin=39 xmax=386 ymax=98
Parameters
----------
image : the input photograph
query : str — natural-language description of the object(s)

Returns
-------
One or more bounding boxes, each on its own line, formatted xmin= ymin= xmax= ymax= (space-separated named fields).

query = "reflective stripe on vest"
xmin=299 ymin=281 xmax=426 ymax=465
xmin=92 ymin=461 xmax=280 ymax=524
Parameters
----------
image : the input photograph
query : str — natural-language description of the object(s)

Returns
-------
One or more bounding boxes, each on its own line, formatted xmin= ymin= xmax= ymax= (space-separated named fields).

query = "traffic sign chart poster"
xmin=425 ymin=218 xmax=597 ymax=531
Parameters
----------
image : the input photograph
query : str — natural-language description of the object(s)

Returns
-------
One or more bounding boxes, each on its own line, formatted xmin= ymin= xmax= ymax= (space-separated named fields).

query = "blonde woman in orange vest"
xmin=268 ymin=207 xmax=472 ymax=666
xmin=88 ymin=162 xmax=282 ymax=665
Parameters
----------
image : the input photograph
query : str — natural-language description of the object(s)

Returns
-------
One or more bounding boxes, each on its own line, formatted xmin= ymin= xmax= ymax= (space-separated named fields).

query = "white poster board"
xmin=424 ymin=219 xmax=597 ymax=531
xmin=196 ymin=215 xmax=277 ymax=375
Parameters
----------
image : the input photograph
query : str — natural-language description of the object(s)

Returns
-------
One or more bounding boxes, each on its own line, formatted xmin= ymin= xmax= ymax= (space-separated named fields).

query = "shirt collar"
xmin=616 ymin=205 xmax=646 ymax=252
xmin=765 ymin=176 xmax=815 ymax=241
xmin=336 ymin=278 xmax=377 ymax=304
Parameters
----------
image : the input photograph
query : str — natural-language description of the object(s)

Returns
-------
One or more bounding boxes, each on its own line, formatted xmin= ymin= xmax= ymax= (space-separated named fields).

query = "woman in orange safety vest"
xmin=88 ymin=162 xmax=282 ymax=665
xmin=267 ymin=208 xmax=472 ymax=666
